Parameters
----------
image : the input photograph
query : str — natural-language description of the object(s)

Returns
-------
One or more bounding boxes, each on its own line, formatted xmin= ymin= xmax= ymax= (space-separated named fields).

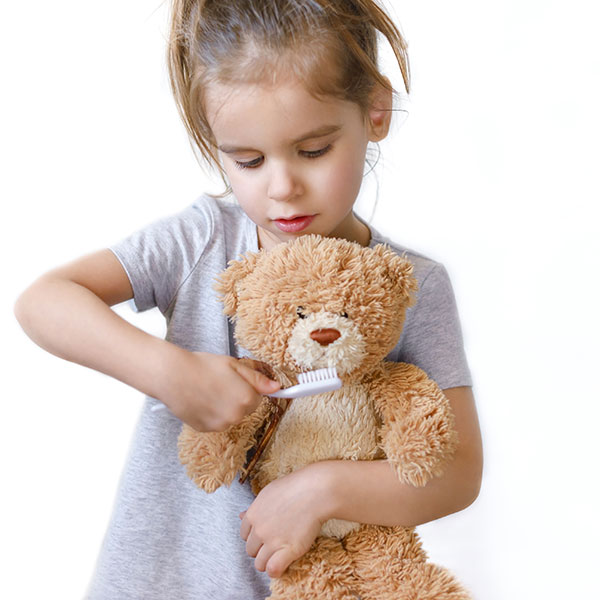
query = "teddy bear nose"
xmin=310 ymin=328 xmax=341 ymax=346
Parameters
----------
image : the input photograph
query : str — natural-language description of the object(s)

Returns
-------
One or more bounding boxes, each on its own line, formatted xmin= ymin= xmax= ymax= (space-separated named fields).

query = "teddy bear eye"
xmin=296 ymin=307 xmax=306 ymax=319
xmin=341 ymin=311 xmax=349 ymax=318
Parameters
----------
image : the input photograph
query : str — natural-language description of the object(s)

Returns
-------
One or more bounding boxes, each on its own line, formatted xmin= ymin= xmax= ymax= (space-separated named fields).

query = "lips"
xmin=273 ymin=215 xmax=315 ymax=233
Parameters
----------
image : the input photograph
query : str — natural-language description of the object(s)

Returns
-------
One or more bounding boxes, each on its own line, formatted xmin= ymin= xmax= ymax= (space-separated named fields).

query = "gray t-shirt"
xmin=86 ymin=194 xmax=471 ymax=600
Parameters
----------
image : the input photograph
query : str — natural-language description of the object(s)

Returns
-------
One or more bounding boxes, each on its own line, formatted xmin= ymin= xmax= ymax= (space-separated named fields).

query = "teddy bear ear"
xmin=213 ymin=251 xmax=261 ymax=316
xmin=372 ymin=244 xmax=419 ymax=303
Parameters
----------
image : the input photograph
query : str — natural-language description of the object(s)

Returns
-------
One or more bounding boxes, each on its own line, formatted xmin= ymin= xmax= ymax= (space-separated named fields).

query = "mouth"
xmin=273 ymin=215 xmax=315 ymax=233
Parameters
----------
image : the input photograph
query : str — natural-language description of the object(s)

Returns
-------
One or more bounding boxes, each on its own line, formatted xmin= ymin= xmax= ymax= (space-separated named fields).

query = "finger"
xmin=254 ymin=543 xmax=273 ymax=573
xmin=234 ymin=362 xmax=281 ymax=395
xmin=239 ymin=515 xmax=251 ymax=541
xmin=237 ymin=358 xmax=277 ymax=381
xmin=245 ymin=530 xmax=263 ymax=559
xmin=239 ymin=511 xmax=246 ymax=520
xmin=266 ymin=547 xmax=296 ymax=579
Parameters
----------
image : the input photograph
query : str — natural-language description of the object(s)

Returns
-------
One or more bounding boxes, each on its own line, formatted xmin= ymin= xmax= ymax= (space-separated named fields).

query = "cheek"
xmin=321 ymin=130 xmax=369 ymax=195
xmin=323 ymin=150 xmax=366 ymax=204
xmin=225 ymin=168 xmax=263 ymax=212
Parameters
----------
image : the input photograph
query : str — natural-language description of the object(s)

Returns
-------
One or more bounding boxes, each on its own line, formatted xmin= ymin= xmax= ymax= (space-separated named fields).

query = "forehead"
xmin=205 ymin=79 xmax=364 ymax=146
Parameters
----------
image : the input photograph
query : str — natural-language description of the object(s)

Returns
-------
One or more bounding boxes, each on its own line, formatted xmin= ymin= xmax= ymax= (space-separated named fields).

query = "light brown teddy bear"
xmin=178 ymin=235 xmax=471 ymax=600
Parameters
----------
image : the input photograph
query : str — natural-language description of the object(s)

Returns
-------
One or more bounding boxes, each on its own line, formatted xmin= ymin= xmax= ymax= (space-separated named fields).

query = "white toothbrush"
xmin=151 ymin=367 xmax=342 ymax=412
xmin=270 ymin=367 xmax=342 ymax=399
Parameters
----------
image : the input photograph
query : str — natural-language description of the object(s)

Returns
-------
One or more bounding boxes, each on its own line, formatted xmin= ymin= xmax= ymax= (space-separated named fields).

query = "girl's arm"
xmin=316 ymin=386 xmax=482 ymax=526
xmin=14 ymin=249 xmax=280 ymax=432
xmin=240 ymin=386 xmax=482 ymax=577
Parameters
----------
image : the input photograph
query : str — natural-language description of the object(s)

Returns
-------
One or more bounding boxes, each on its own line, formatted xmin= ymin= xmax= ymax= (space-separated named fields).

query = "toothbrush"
xmin=269 ymin=367 xmax=342 ymax=399
xmin=151 ymin=367 xmax=342 ymax=412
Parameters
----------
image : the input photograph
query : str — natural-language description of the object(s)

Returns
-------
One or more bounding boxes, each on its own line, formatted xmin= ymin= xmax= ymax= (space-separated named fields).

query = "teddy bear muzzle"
xmin=287 ymin=311 xmax=367 ymax=374
xmin=309 ymin=328 xmax=341 ymax=346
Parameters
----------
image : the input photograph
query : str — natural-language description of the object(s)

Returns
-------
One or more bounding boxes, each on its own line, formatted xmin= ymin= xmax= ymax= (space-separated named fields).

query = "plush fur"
xmin=178 ymin=235 xmax=471 ymax=599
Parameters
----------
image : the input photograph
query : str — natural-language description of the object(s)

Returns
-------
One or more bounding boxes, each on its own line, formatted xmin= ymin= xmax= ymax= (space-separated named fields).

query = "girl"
xmin=14 ymin=1 xmax=482 ymax=598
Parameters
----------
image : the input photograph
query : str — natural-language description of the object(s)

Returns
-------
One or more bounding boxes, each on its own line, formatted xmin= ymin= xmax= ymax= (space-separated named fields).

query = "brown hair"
xmin=168 ymin=0 xmax=409 ymax=176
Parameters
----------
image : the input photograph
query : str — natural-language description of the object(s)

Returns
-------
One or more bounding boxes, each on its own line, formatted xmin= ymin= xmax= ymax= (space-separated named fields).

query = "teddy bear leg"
xmin=389 ymin=561 xmax=472 ymax=600
xmin=267 ymin=535 xmax=358 ymax=600
xmin=345 ymin=524 xmax=471 ymax=600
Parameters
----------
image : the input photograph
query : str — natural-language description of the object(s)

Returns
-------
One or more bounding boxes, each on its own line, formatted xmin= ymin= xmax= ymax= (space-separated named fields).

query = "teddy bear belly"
xmin=260 ymin=386 xmax=382 ymax=538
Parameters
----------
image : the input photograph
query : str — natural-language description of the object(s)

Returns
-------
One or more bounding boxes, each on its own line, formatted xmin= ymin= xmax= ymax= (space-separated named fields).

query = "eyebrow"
xmin=218 ymin=124 xmax=342 ymax=154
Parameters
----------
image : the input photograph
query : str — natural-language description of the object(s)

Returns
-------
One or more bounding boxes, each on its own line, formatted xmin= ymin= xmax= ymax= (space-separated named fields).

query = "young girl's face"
xmin=206 ymin=79 xmax=384 ymax=250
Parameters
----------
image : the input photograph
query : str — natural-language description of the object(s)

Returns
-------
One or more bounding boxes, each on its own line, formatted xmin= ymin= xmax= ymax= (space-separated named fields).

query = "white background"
xmin=2 ymin=1 xmax=599 ymax=598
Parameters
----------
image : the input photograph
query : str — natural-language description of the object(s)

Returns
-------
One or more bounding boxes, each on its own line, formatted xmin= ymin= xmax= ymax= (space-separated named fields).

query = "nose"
xmin=310 ymin=328 xmax=341 ymax=346
xmin=267 ymin=161 xmax=302 ymax=202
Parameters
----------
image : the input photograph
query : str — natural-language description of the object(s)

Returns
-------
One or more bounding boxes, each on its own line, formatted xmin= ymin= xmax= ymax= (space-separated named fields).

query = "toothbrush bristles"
xmin=298 ymin=367 xmax=338 ymax=384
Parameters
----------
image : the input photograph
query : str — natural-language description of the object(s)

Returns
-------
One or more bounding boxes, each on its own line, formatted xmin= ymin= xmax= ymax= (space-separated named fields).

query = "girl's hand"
xmin=159 ymin=348 xmax=280 ymax=431
xmin=239 ymin=464 xmax=332 ymax=578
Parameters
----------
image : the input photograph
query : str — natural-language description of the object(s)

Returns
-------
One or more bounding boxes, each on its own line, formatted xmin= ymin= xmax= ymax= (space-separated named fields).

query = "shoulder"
xmin=190 ymin=194 xmax=248 ymax=228
xmin=368 ymin=227 xmax=447 ymax=290
xmin=368 ymin=224 xmax=460 ymax=336
xmin=145 ymin=193 xmax=248 ymax=230
xmin=125 ymin=194 xmax=251 ymax=253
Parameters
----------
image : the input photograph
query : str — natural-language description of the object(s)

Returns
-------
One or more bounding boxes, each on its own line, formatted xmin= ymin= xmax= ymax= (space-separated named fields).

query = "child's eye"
xmin=300 ymin=144 xmax=332 ymax=159
xmin=234 ymin=156 xmax=264 ymax=170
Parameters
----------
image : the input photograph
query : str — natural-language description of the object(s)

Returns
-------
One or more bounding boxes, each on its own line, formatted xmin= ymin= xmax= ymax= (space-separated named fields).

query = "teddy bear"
xmin=178 ymin=234 xmax=471 ymax=600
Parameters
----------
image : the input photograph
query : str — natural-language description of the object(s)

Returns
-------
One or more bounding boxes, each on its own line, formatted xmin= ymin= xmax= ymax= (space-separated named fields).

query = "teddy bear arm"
xmin=177 ymin=398 xmax=272 ymax=493
xmin=372 ymin=363 xmax=459 ymax=488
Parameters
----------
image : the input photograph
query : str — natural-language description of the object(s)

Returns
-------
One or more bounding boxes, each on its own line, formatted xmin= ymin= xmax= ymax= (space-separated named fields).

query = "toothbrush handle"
xmin=270 ymin=385 xmax=301 ymax=399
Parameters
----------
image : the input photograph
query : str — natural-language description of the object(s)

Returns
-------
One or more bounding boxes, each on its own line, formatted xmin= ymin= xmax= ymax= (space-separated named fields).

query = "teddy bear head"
xmin=215 ymin=235 xmax=417 ymax=381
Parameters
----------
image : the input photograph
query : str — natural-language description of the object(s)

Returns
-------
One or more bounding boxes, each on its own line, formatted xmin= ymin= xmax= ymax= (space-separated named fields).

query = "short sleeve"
xmin=395 ymin=263 xmax=472 ymax=389
xmin=110 ymin=202 xmax=215 ymax=314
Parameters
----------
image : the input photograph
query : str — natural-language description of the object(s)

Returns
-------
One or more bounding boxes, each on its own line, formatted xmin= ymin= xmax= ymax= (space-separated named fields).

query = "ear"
xmin=367 ymin=79 xmax=393 ymax=142
xmin=373 ymin=244 xmax=418 ymax=303
xmin=213 ymin=251 xmax=261 ymax=317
